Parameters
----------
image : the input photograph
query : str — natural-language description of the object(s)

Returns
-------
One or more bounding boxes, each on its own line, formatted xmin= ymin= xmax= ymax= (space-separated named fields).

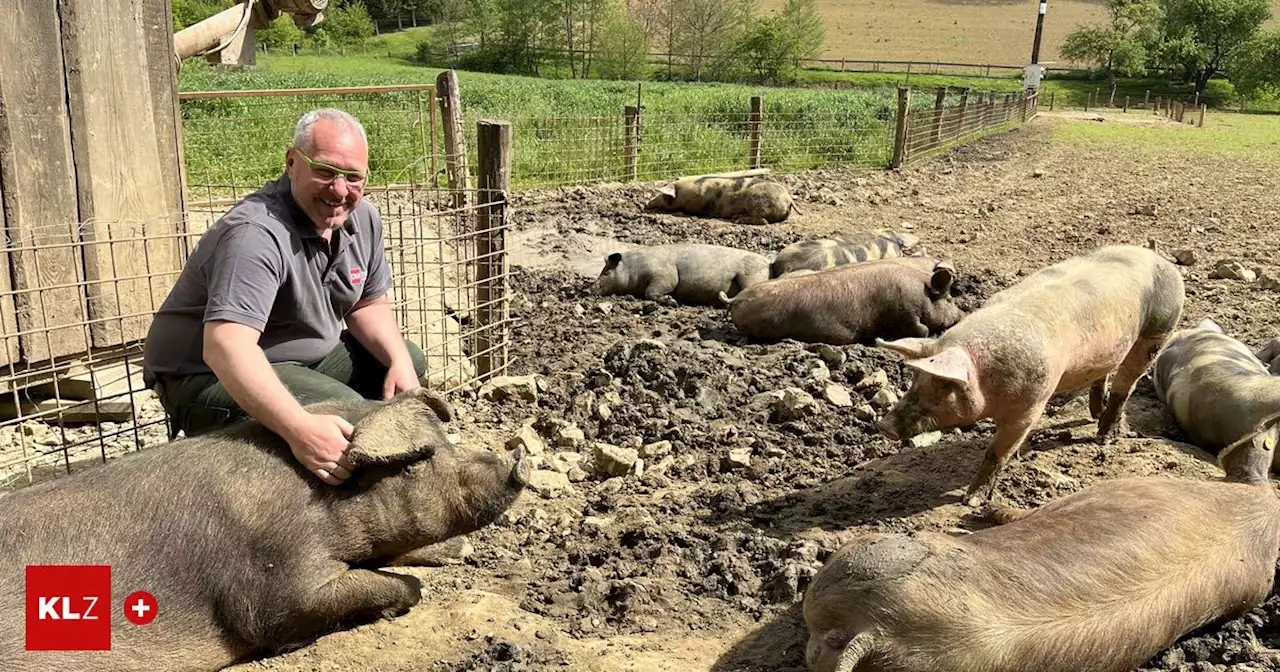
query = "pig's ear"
xmin=876 ymin=337 xmax=934 ymax=360
xmin=659 ymin=184 xmax=677 ymax=198
xmin=346 ymin=388 xmax=453 ymax=466
xmin=604 ymin=252 xmax=622 ymax=267
xmin=904 ymin=347 xmax=972 ymax=385
xmin=929 ymin=262 xmax=955 ymax=295
xmin=1195 ymin=318 xmax=1224 ymax=333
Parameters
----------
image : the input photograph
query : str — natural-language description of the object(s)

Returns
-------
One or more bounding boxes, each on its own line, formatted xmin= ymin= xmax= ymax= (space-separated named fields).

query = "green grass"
xmin=1049 ymin=111 xmax=1280 ymax=164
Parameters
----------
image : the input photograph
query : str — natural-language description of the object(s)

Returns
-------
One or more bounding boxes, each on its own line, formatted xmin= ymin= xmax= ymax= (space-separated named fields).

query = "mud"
xmin=230 ymin=116 xmax=1280 ymax=672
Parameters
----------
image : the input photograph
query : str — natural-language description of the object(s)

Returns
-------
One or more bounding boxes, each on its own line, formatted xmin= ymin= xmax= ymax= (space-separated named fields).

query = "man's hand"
xmin=382 ymin=359 xmax=422 ymax=400
xmin=283 ymin=413 xmax=357 ymax=485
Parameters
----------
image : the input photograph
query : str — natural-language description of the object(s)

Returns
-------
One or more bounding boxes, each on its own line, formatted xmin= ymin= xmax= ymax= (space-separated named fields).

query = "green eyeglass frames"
xmin=294 ymin=149 xmax=369 ymax=186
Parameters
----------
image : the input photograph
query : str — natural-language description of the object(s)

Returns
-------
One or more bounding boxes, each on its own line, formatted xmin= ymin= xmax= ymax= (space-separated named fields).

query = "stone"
xmin=854 ymin=404 xmax=877 ymax=422
xmin=1132 ymin=204 xmax=1158 ymax=217
xmin=558 ymin=451 xmax=585 ymax=465
xmin=1032 ymin=168 xmax=1045 ymax=178
xmin=631 ymin=458 xmax=645 ymax=479
xmin=478 ymin=375 xmax=539 ymax=402
xmin=566 ymin=466 xmax=588 ymax=482
xmin=583 ymin=516 xmax=614 ymax=532
xmin=506 ymin=422 xmax=546 ymax=456
xmin=547 ymin=455 xmax=572 ymax=474
xmin=596 ymin=301 xmax=614 ymax=314
xmin=528 ymin=469 xmax=572 ymax=496
xmin=596 ymin=402 xmax=613 ymax=421
xmin=1172 ymin=249 xmax=1197 ymax=266
xmin=856 ymin=370 xmax=889 ymax=391
xmin=824 ymin=384 xmax=853 ymax=408
xmin=871 ymin=389 xmax=899 ymax=409
xmin=814 ymin=344 xmax=845 ymax=369
xmin=810 ymin=361 xmax=831 ymax=383
xmin=774 ymin=388 xmax=817 ymax=421
xmin=1260 ymin=272 xmax=1280 ymax=292
xmin=554 ymin=425 xmax=585 ymax=449
xmin=723 ymin=448 xmax=752 ymax=470
xmin=1211 ymin=260 xmax=1257 ymax=282
xmin=594 ymin=443 xmax=639 ymax=477
xmin=640 ymin=440 xmax=673 ymax=459
xmin=573 ymin=391 xmax=597 ymax=417
xmin=762 ymin=445 xmax=786 ymax=458
xmin=907 ymin=431 xmax=943 ymax=449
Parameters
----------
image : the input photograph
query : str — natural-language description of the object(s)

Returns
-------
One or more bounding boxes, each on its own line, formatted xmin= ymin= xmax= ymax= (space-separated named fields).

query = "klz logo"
xmin=349 ymin=267 xmax=364 ymax=285
xmin=26 ymin=565 xmax=111 ymax=651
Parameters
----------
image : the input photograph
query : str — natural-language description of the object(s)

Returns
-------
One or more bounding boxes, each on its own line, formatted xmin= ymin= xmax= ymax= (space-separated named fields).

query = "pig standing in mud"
xmin=802 ymin=429 xmax=1280 ymax=672
xmin=0 ymin=388 xmax=528 ymax=672
xmin=876 ymin=245 xmax=1185 ymax=506
xmin=594 ymin=243 xmax=771 ymax=305
xmin=720 ymin=257 xmax=965 ymax=345
xmin=771 ymin=229 xmax=921 ymax=278
xmin=643 ymin=174 xmax=797 ymax=225
xmin=1153 ymin=318 xmax=1280 ymax=469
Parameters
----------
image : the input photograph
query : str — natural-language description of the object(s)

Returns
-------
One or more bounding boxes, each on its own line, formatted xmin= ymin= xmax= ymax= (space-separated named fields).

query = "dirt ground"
xmin=230 ymin=113 xmax=1280 ymax=671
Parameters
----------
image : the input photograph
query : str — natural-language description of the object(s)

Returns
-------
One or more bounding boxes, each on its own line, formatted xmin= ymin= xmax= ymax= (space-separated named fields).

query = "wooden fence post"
xmin=1144 ymin=90 xmax=1150 ymax=108
xmin=1194 ymin=91 xmax=1200 ymax=107
xmin=1198 ymin=103 xmax=1206 ymax=128
xmin=624 ymin=105 xmax=641 ymax=181
xmin=1084 ymin=91 xmax=1090 ymax=111
xmin=931 ymin=87 xmax=947 ymax=148
xmin=1123 ymin=95 xmax=1129 ymax=112
xmin=1155 ymin=96 xmax=1162 ymax=114
xmin=475 ymin=119 xmax=512 ymax=379
xmin=958 ymin=88 xmax=971 ymax=130
xmin=749 ymin=95 xmax=763 ymax=169
xmin=891 ymin=87 xmax=911 ymax=169
xmin=1021 ymin=90 xmax=1029 ymax=122
xmin=1050 ymin=90 xmax=1055 ymax=111
xmin=436 ymin=70 xmax=471 ymax=208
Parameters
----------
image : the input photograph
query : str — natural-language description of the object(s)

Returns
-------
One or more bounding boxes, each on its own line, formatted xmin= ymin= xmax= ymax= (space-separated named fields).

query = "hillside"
xmin=757 ymin=0 xmax=1280 ymax=68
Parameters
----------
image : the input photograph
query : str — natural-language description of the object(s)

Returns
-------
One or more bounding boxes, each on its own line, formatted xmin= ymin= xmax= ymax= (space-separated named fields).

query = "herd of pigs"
xmin=0 ymin=172 xmax=1278 ymax=672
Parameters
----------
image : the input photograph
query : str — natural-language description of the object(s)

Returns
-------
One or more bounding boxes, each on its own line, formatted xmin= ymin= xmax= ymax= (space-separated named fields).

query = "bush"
xmin=314 ymin=1 xmax=377 ymax=46
xmin=173 ymin=0 xmax=233 ymax=31
xmin=256 ymin=13 xmax=305 ymax=51
xmin=594 ymin=11 xmax=649 ymax=80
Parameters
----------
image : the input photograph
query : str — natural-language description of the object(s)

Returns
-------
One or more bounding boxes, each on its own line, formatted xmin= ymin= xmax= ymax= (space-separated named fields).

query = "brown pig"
xmin=876 ymin=245 xmax=1185 ymax=506
xmin=771 ymin=229 xmax=921 ymax=278
xmin=802 ymin=435 xmax=1280 ymax=672
xmin=0 ymin=388 xmax=528 ymax=672
xmin=643 ymin=174 xmax=797 ymax=225
xmin=1153 ymin=317 xmax=1280 ymax=470
xmin=720 ymin=257 xmax=965 ymax=345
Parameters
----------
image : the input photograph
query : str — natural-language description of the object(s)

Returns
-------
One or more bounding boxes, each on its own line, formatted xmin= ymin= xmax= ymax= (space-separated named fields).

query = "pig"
xmin=875 ymin=245 xmax=1185 ymax=507
xmin=802 ymin=433 xmax=1280 ymax=672
xmin=643 ymin=174 xmax=797 ymax=225
xmin=593 ymin=243 xmax=771 ymax=305
xmin=0 ymin=388 xmax=528 ymax=672
xmin=719 ymin=257 xmax=965 ymax=346
xmin=1255 ymin=335 xmax=1280 ymax=375
xmin=771 ymin=229 xmax=921 ymax=278
xmin=1152 ymin=317 xmax=1280 ymax=470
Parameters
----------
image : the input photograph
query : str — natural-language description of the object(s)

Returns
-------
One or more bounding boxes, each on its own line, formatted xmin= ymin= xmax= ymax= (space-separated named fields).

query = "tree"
xmin=314 ymin=1 xmax=377 ymax=46
xmin=594 ymin=5 xmax=649 ymax=79
xmin=736 ymin=0 xmax=824 ymax=84
xmin=256 ymin=12 xmax=305 ymax=50
xmin=1228 ymin=30 xmax=1280 ymax=101
xmin=778 ymin=0 xmax=823 ymax=63
xmin=1060 ymin=0 xmax=1161 ymax=104
xmin=671 ymin=0 xmax=752 ymax=80
xmin=1160 ymin=0 xmax=1271 ymax=94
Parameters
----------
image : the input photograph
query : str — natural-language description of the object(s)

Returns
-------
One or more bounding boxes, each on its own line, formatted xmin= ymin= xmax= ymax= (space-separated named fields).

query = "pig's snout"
xmin=876 ymin=417 xmax=901 ymax=440
xmin=508 ymin=446 xmax=530 ymax=488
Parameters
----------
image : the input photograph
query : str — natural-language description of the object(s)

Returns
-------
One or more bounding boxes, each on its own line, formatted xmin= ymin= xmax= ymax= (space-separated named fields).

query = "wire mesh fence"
xmin=900 ymin=88 xmax=1039 ymax=168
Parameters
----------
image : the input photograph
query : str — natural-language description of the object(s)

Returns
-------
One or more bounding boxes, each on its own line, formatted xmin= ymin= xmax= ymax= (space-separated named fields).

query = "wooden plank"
xmin=28 ymin=359 xmax=147 ymax=401
xmin=0 ymin=162 xmax=20 ymax=366
xmin=140 ymin=0 xmax=189 ymax=299
xmin=0 ymin=397 xmax=136 ymax=424
xmin=178 ymin=84 xmax=433 ymax=100
xmin=0 ymin=0 xmax=89 ymax=364
xmin=59 ymin=0 xmax=185 ymax=349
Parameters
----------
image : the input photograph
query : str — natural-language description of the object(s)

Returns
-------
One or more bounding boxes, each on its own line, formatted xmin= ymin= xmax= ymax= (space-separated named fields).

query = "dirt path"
xmin=230 ymin=115 xmax=1280 ymax=672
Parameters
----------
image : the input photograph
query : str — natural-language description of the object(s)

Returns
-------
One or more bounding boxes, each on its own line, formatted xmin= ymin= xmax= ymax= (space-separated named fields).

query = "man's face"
xmin=285 ymin=119 xmax=370 ymax=232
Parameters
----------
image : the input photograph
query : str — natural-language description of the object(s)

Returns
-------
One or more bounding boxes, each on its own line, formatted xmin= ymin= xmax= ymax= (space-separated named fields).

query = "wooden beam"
xmin=178 ymin=84 xmax=433 ymax=100
xmin=475 ymin=120 xmax=511 ymax=379
xmin=0 ymin=0 xmax=89 ymax=364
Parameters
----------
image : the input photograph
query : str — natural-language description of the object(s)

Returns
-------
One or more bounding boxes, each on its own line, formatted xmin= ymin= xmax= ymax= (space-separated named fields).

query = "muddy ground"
xmin=232 ymin=111 xmax=1280 ymax=671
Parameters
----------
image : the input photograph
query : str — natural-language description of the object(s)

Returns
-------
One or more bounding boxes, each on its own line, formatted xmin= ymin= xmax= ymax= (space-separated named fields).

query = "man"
xmin=143 ymin=108 xmax=427 ymax=486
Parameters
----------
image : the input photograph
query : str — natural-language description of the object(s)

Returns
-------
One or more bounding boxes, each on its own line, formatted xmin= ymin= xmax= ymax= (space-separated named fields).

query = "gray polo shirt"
xmin=143 ymin=173 xmax=392 ymax=378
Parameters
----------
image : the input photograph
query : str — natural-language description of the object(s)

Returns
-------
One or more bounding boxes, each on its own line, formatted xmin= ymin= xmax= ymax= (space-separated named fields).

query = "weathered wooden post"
xmin=1198 ymin=103 xmax=1206 ymax=128
xmin=624 ymin=105 xmax=641 ymax=181
xmin=1084 ymin=91 xmax=1090 ymax=112
xmin=436 ymin=70 xmax=471 ymax=208
xmin=475 ymin=119 xmax=511 ymax=379
xmin=1021 ymin=90 xmax=1029 ymax=122
xmin=1144 ymin=90 xmax=1150 ymax=108
xmin=1155 ymin=96 xmax=1162 ymax=114
xmin=749 ymin=95 xmax=763 ymax=169
xmin=932 ymin=87 xmax=947 ymax=147
xmin=891 ymin=86 xmax=911 ymax=169
xmin=1050 ymin=90 xmax=1056 ymax=110
xmin=958 ymin=88 xmax=971 ymax=131
xmin=1124 ymin=95 xmax=1130 ymax=113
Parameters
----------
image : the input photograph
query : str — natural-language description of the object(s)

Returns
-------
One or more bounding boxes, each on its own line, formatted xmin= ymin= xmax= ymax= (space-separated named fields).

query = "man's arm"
xmin=203 ymin=320 xmax=356 ymax=485
xmin=346 ymin=295 xmax=420 ymax=398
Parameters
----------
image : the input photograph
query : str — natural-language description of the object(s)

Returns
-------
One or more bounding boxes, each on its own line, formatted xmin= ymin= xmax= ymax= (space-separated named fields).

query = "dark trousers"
xmin=154 ymin=331 xmax=428 ymax=439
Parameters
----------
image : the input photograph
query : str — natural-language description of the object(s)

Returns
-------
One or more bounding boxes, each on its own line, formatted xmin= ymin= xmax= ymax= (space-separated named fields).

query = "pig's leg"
xmin=1088 ymin=378 xmax=1108 ymax=420
xmin=1096 ymin=338 xmax=1163 ymax=444
xmin=259 ymin=568 xmax=422 ymax=651
xmin=965 ymin=405 xmax=1045 ymax=507
xmin=642 ymin=274 xmax=679 ymax=302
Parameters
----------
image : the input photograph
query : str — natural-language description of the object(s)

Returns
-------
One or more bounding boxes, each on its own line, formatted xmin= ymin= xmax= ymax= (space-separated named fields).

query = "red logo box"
xmin=25 ymin=565 xmax=112 ymax=651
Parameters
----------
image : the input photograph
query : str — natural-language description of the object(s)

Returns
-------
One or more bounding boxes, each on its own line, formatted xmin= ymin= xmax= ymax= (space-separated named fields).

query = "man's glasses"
xmin=294 ymin=149 xmax=368 ymax=187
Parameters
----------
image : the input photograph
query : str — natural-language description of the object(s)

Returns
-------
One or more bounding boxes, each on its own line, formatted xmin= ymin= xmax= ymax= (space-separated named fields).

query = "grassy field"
xmin=1048 ymin=110 xmax=1280 ymax=164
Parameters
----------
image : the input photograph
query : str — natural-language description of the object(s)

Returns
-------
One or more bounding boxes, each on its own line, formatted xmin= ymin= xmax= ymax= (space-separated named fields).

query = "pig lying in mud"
xmin=594 ymin=243 xmax=771 ymax=305
xmin=771 ymin=229 xmax=921 ymax=278
xmin=720 ymin=257 xmax=965 ymax=345
xmin=1153 ymin=318 xmax=1280 ymax=470
xmin=876 ymin=244 xmax=1185 ymax=506
xmin=643 ymin=174 xmax=797 ymax=225
xmin=802 ymin=433 xmax=1280 ymax=672
xmin=1255 ymin=336 xmax=1280 ymax=374
xmin=0 ymin=388 xmax=528 ymax=672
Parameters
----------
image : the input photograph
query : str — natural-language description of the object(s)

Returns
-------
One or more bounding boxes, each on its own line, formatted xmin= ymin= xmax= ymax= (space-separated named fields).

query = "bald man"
xmin=143 ymin=108 xmax=427 ymax=486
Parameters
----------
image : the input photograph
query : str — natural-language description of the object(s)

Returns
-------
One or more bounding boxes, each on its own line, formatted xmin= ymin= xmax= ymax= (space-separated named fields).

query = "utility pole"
xmin=1024 ymin=0 xmax=1048 ymax=92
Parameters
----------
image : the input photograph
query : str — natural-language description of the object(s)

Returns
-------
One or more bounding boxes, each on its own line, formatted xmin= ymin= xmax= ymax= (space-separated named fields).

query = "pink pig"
xmin=876 ymin=245 xmax=1185 ymax=506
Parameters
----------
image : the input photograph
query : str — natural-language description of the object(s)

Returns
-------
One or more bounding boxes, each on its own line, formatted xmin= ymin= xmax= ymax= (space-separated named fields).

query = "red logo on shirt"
xmin=350 ymin=268 xmax=363 ymax=285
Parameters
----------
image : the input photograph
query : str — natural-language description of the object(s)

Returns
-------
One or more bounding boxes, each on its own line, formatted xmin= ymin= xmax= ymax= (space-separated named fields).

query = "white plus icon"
xmin=131 ymin=598 xmax=151 ymax=619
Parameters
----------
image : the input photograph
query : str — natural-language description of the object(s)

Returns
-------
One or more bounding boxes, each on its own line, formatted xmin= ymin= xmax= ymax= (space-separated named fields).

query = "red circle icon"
xmin=124 ymin=591 xmax=158 ymax=625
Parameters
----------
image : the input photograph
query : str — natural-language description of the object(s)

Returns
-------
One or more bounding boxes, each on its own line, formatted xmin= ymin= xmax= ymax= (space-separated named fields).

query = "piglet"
xmin=721 ymin=257 xmax=965 ymax=346
xmin=876 ymin=245 xmax=1185 ymax=506
xmin=1153 ymin=317 xmax=1280 ymax=469
xmin=803 ymin=433 xmax=1280 ymax=672
xmin=0 ymin=388 xmax=528 ymax=672
xmin=593 ymin=243 xmax=771 ymax=306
